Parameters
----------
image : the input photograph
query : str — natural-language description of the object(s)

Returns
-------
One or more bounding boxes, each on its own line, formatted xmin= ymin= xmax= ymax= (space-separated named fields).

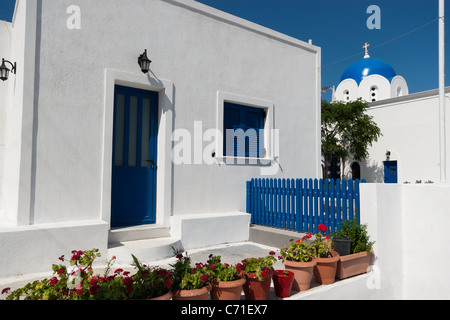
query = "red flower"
xmin=318 ymin=224 xmax=328 ymax=233
xmin=269 ymin=251 xmax=276 ymax=255
xmin=210 ymin=264 xmax=216 ymax=270
xmin=114 ymin=268 xmax=124 ymax=274
xmin=89 ymin=279 xmax=98 ymax=286
xmin=157 ymin=269 xmax=166 ymax=276
xmin=89 ymin=285 xmax=100 ymax=296
xmin=75 ymin=289 xmax=84 ymax=295
xmin=122 ymin=277 xmax=133 ymax=287
xmin=50 ymin=277 xmax=58 ymax=285
xmin=165 ymin=279 xmax=172 ymax=288
xmin=260 ymin=271 xmax=267 ymax=278
xmin=236 ymin=263 xmax=243 ymax=271
xmin=176 ymin=254 xmax=183 ymax=259
xmin=2 ymin=288 xmax=11 ymax=295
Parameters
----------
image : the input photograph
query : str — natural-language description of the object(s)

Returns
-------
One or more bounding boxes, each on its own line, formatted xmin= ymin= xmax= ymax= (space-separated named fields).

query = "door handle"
xmin=146 ymin=159 xmax=156 ymax=170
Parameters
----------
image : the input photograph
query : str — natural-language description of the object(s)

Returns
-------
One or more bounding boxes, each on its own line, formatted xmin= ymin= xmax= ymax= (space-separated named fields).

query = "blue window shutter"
xmin=224 ymin=103 xmax=264 ymax=158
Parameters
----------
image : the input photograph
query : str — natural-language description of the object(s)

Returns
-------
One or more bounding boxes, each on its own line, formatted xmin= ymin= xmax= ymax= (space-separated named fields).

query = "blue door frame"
xmin=111 ymin=85 xmax=158 ymax=227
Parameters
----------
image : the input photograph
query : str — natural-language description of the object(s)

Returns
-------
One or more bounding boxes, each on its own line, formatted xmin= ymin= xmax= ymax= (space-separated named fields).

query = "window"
xmin=370 ymin=86 xmax=378 ymax=102
xmin=223 ymin=102 xmax=265 ymax=158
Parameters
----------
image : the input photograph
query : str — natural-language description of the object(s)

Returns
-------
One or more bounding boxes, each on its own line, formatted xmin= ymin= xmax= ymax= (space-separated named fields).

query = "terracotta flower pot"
xmin=313 ymin=251 xmax=340 ymax=285
xmin=210 ymin=277 xmax=246 ymax=300
xmin=149 ymin=290 xmax=173 ymax=300
xmin=283 ymin=258 xmax=317 ymax=291
xmin=336 ymin=250 xmax=374 ymax=280
xmin=242 ymin=273 xmax=271 ymax=300
xmin=272 ymin=270 xmax=295 ymax=298
xmin=172 ymin=284 xmax=211 ymax=300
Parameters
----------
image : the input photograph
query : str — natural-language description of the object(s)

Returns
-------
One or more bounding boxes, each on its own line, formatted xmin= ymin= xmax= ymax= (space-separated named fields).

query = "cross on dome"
xmin=363 ymin=42 xmax=371 ymax=59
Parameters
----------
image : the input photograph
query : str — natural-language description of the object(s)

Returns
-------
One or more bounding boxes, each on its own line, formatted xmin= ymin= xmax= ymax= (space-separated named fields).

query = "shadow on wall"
xmin=361 ymin=159 xmax=384 ymax=183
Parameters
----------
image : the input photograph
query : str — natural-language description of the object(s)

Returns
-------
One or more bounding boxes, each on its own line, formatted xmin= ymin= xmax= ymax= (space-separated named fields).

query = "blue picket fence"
xmin=246 ymin=178 xmax=365 ymax=234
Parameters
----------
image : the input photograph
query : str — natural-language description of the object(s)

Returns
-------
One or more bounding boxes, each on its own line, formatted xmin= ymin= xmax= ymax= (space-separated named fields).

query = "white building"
xmin=332 ymin=43 xmax=450 ymax=184
xmin=0 ymin=0 xmax=321 ymax=277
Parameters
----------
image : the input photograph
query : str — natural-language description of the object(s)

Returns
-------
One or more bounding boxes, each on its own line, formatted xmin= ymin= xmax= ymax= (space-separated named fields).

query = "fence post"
xmin=313 ymin=179 xmax=319 ymax=233
xmin=335 ymin=179 xmax=342 ymax=232
xmin=329 ymin=179 xmax=335 ymax=234
xmin=295 ymin=179 xmax=301 ymax=232
xmin=348 ymin=179 xmax=354 ymax=222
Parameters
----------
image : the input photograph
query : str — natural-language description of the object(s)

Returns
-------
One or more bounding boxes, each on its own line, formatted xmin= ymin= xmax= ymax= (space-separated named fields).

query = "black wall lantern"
xmin=138 ymin=49 xmax=151 ymax=74
xmin=0 ymin=58 xmax=16 ymax=81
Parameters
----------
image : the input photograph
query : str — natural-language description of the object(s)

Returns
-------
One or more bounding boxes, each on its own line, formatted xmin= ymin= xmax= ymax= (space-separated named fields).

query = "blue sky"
xmin=1 ymin=0 xmax=448 ymax=101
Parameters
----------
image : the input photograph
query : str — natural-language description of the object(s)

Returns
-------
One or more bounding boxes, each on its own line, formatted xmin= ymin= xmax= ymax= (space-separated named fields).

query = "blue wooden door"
xmin=111 ymin=85 xmax=158 ymax=227
xmin=384 ymin=161 xmax=398 ymax=184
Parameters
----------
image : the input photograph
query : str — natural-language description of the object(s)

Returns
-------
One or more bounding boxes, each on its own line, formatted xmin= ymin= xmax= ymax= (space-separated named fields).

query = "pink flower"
xmin=210 ymin=264 xmax=216 ymax=270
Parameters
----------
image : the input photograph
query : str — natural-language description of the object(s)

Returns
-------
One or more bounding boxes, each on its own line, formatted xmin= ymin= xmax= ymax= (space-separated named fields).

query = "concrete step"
xmin=249 ymin=224 xmax=309 ymax=248
xmin=107 ymin=236 xmax=183 ymax=266
xmin=108 ymin=224 xmax=170 ymax=244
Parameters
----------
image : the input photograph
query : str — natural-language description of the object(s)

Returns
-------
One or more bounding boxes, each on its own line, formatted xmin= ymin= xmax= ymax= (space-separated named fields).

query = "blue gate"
xmin=246 ymin=178 xmax=364 ymax=234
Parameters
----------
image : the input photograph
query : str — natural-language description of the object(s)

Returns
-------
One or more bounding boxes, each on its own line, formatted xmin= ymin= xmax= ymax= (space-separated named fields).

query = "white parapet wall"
xmin=171 ymin=212 xmax=251 ymax=251
xmin=0 ymin=220 xmax=109 ymax=278
xmin=360 ymin=183 xmax=450 ymax=300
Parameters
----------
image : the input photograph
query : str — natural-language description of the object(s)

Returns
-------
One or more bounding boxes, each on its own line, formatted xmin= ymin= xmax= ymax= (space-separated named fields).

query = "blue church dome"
xmin=340 ymin=58 xmax=397 ymax=85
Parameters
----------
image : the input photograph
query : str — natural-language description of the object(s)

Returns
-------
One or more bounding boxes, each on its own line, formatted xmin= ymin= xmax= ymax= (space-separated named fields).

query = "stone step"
xmin=108 ymin=224 xmax=171 ymax=244
xmin=249 ymin=224 xmax=309 ymax=248
xmin=107 ymin=237 xmax=183 ymax=266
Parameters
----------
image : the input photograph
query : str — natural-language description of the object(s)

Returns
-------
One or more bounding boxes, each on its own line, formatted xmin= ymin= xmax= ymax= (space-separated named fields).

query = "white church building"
xmin=0 ymin=0 xmax=321 ymax=277
xmin=332 ymin=43 xmax=450 ymax=184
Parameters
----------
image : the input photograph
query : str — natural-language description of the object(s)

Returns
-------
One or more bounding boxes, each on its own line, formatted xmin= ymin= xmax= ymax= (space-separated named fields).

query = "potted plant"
xmin=279 ymin=235 xmax=317 ymax=292
xmin=241 ymin=252 xmax=277 ymax=300
xmin=207 ymin=255 xmax=246 ymax=300
xmin=128 ymin=254 xmax=173 ymax=300
xmin=170 ymin=249 xmax=214 ymax=300
xmin=312 ymin=224 xmax=340 ymax=285
xmin=3 ymin=249 xmax=130 ymax=300
xmin=272 ymin=270 xmax=295 ymax=298
xmin=332 ymin=217 xmax=375 ymax=279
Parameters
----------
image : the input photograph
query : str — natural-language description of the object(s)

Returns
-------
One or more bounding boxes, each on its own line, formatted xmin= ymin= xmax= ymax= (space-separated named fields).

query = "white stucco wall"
xmin=0 ymin=0 xmax=321 ymax=277
xmin=359 ymin=88 xmax=450 ymax=184
xmin=361 ymin=183 xmax=450 ymax=300
xmin=8 ymin=0 xmax=320 ymax=226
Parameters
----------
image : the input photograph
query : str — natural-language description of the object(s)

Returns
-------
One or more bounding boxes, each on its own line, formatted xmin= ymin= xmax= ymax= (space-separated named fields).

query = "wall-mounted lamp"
xmin=138 ymin=49 xmax=151 ymax=74
xmin=386 ymin=151 xmax=391 ymax=161
xmin=0 ymin=58 xmax=16 ymax=81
